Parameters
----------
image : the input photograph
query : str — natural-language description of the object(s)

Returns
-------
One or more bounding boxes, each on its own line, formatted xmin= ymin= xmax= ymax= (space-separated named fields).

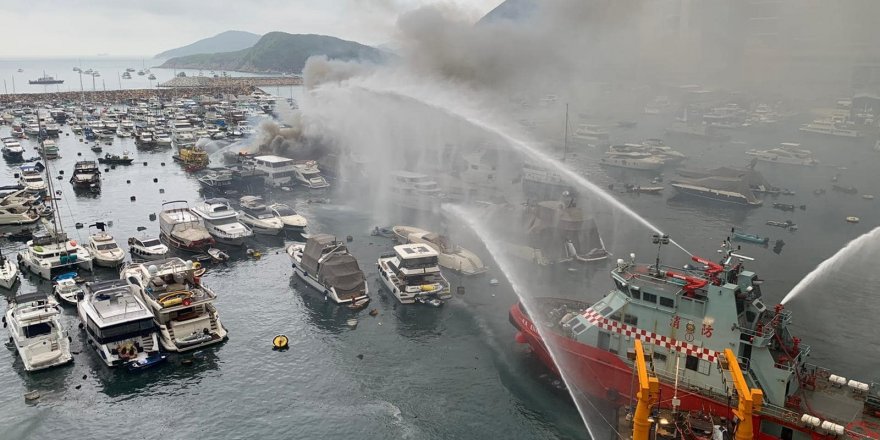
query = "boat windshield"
xmin=96 ymin=243 xmax=118 ymax=250
xmin=24 ymin=176 xmax=43 ymax=183
xmin=141 ymin=239 xmax=161 ymax=247
xmin=23 ymin=322 xmax=53 ymax=338
xmin=273 ymin=205 xmax=296 ymax=216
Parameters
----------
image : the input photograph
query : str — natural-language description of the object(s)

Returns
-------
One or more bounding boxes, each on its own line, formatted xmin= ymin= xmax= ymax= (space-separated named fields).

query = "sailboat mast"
xmin=562 ymin=103 xmax=569 ymax=162
xmin=36 ymin=116 xmax=64 ymax=237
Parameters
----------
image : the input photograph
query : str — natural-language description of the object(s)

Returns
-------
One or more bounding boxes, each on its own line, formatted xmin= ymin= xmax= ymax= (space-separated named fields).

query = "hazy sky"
xmin=1 ymin=0 xmax=502 ymax=58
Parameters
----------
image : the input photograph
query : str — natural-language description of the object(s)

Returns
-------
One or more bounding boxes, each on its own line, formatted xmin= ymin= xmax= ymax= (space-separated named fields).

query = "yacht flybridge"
xmin=377 ymin=243 xmax=451 ymax=306
xmin=4 ymin=292 xmax=72 ymax=372
xmin=77 ymin=279 xmax=164 ymax=368
xmin=121 ymin=258 xmax=228 ymax=352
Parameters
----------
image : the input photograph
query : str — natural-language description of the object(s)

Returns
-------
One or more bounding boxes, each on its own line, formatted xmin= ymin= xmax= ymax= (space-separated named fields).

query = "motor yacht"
xmin=19 ymin=232 xmax=94 ymax=280
xmin=746 ymin=143 xmax=819 ymax=166
xmin=292 ymin=161 xmax=330 ymax=189
xmin=197 ymin=169 xmax=235 ymax=194
xmin=799 ymin=119 xmax=861 ymax=138
xmin=154 ymin=132 xmax=173 ymax=147
xmin=0 ymin=204 xmax=40 ymax=226
xmin=287 ymin=234 xmax=369 ymax=304
xmin=238 ymin=196 xmax=283 ymax=235
xmin=53 ymin=275 xmax=83 ymax=305
xmin=127 ymin=235 xmax=169 ymax=261
xmin=1 ymin=137 xmax=24 ymax=160
xmin=121 ymin=258 xmax=228 ymax=352
xmin=599 ymin=151 xmax=665 ymax=170
xmin=389 ymin=171 xmax=446 ymax=213
xmin=159 ymin=200 xmax=215 ymax=251
xmin=377 ymin=243 xmax=451 ymax=306
xmin=391 ymin=226 xmax=487 ymax=276
xmin=249 ymin=155 xmax=298 ymax=188
xmin=0 ymin=252 xmax=19 ymax=289
xmin=4 ymin=292 xmax=72 ymax=372
xmin=69 ymin=160 xmax=101 ymax=189
xmin=190 ymin=198 xmax=253 ymax=246
xmin=19 ymin=165 xmax=48 ymax=194
xmin=77 ymin=279 xmax=164 ymax=368
xmin=260 ymin=203 xmax=305 ymax=234
xmin=39 ymin=139 xmax=59 ymax=159
xmin=87 ymin=230 xmax=126 ymax=267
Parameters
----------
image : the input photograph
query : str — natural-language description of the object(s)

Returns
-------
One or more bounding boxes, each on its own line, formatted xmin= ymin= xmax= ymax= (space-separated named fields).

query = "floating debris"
xmin=846 ymin=216 xmax=860 ymax=223
xmin=863 ymin=194 xmax=874 ymax=200
xmin=24 ymin=390 xmax=40 ymax=402
xmin=347 ymin=318 xmax=358 ymax=328
xmin=489 ymin=278 xmax=499 ymax=286
xmin=369 ymin=308 xmax=378 ymax=317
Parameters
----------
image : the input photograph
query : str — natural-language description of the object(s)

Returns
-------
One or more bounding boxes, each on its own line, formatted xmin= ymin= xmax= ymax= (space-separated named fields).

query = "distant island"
xmin=158 ymin=32 xmax=387 ymax=74
xmin=155 ymin=30 xmax=262 ymax=59
xmin=478 ymin=0 xmax=537 ymax=24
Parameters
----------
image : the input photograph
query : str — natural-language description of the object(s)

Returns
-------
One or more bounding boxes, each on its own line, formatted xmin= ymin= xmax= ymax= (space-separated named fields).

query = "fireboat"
xmin=510 ymin=235 xmax=880 ymax=439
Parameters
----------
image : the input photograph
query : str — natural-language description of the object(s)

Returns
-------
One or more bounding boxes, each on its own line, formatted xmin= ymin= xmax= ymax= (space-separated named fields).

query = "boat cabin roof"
xmin=14 ymin=291 xmax=49 ymax=304
xmin=394 ymin=243 xmax=438 ymax=260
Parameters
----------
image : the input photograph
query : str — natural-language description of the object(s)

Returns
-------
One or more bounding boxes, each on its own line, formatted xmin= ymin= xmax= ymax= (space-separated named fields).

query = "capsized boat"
xmin=509 ymin=238 xmax=880 ymax=440
xmin=4 ymin=292 xmax=72 ymax=372
xmin=286 ymin=234 xmax=369 ymax=304
xmin=77 ymin=279 xmax=163 ymax=368
xmin=377 ymin=243 xmax=450 ymax=306
xmin=121 ymin=258 xmax=228 ymax=352
xmin=391 ymin=226 xmax=487 ymax=275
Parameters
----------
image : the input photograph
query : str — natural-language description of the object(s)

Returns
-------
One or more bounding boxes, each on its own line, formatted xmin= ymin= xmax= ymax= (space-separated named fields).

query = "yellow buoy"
xmin=272 ymin=334 xmax=289 ymax=350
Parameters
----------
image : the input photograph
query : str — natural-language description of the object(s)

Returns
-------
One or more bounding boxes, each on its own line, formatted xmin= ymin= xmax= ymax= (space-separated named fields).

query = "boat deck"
xmin=796 ymin=369 xmax=880 ymax=437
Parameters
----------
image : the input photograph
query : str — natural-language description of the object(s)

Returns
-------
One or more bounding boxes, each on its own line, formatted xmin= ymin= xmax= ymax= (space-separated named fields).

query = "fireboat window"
xmin=629 ymin=287 xmax=640 ymax=300
xmin=642 ymin=292 xmax=657 ymax=304
xmin=685 ymin=355 xmax=699 ymax=371
xmin=659 ymin=296 xmax=675 ymax=308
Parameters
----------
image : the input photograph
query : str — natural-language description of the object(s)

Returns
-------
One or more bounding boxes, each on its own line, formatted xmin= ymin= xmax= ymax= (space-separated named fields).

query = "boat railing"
xmin=738 ymin=325 xmax=776 ymax=347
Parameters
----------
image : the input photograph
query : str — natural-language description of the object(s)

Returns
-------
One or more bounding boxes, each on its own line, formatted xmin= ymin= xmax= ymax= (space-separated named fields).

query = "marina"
xmin=3 ymin=4 xmax=880 ymax=439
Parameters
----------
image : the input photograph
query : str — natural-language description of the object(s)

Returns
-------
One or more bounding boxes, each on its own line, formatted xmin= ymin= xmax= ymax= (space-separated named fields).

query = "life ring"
xmin=69 ymin=240 xmax=77 ymax=247
xmin=272 ymin=334 xmax=289 ymax=350
xmin=182 ymin=298 xmax=193 ymax=307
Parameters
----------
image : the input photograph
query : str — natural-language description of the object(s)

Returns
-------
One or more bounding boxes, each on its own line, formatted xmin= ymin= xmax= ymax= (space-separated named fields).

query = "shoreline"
xmin=0 ymin=85 xmax=258 ymax=104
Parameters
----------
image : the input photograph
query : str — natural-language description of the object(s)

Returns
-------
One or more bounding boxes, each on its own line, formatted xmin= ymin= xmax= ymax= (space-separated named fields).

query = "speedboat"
xmin=0 ymin=205 xmax=40 ymax=226
xmin=87 ymin=231 xmax=126 ymax=267
xmin=0 ymin=252 xmax=19 ymax=289
xmin=19 ymin=232 xmax=94 ymax=280
xmin=287 ymin=234 xmax=369 ymax=304
xmin=159 ymin=201 xmax=215 ymax=251
xmin=238 ymin=196 xmax=283 ymax=235
xmin=190 ymin=198 xmax=253 ymax=246
xmin=732 ymin=231 xmax=769 ymax=245
xmin=121 ymin=258 xmax=228 ymax=352
xmin=53 ymin=274 xmax=83 ymax=305
xmin=391 ymin=226 xmax=487 ymax=275
xmin=77 ymin=279 xmax=164 ymax=368
xmin=267 ymin=203 xmax=307 ymax=233
xmin=128 ymin=235 xmax=169 ymax=261
xmin=4 ymin=292 xmax=73 ymax=372
xmin=377 ymin=243 xmax=451 ymax=306
xmin=98 ymin=152 xmax=134 ymax=165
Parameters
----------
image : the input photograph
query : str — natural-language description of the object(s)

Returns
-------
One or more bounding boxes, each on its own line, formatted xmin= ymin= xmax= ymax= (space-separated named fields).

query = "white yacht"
xmin=39 ymin=139 xmax=60 ymax=159
xmin=286 ymin=234 xmax=369 ymax=304
xmin=250 ymin=155 xmax=298 ymax=187
xmin=1 ymin=137 xmax=24 ymax=160
xmin=267 ymin=203 xmax=307 ymax=233
xmin=599 ymin=152 xmax=665 ymax=170
xmin=78 ymin=279 xmax=164 ymax=368
xmin=389 ymin=171 xmax=446 ymax=213
xmin=746 ymin=142 xmax=819 ymax=166
xmin=573 ymin=124 xmax=610 ymax=145
xmin=54 ymin=276 xmax=83 ymax=305
xmin=0 ymin=252 xmax=19 ymax=289
xmin=4 ymin=292 xmax=72 ymax=372
xmin=391 ymin=226 xmax=487 ymax=276
xmin=799 ymin=119 xmax=861 ymax=138
xmin=292 ymin=161 xmax=330 ymax=189
xmin=191 ymin=198 xmax=252 ymax=246
xmin=20 ymin=232 xmax=94 ymax=280
xmin=238 ymin=196 xmax=283 ymax=235
xmin=155 ymin=132 xmax=173 ymax=147
xmin=127 ymin=235 xmax=169 ymax=261
xmin=0 ymin=204 xmax=40 ymax=226
xmin=87 ymin=231 xmax=126 ymax=267
xmin=159 ymin=200 xmax=215 ymax=251
xmin=377 ymin=243 xmax=451 ymax=306
xmin=121 ymin=258 xmax=228 ymax=352
xmin=19 ymin=165 xmax=48 ymax=194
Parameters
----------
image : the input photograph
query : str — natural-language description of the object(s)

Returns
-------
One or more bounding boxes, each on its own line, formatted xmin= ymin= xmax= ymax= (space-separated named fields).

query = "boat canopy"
xmin=318 ymin=255 xmax=365 ymax=295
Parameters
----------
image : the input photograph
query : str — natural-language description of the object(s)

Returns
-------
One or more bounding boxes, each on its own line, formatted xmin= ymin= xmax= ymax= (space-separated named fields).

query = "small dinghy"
xmin=207 ymin=247 xmax=229 ymax=262
xmin=733 ymin=231 xmax=769 ymax=245
xmin=127 ymin=353 xmax=167 ymax=372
